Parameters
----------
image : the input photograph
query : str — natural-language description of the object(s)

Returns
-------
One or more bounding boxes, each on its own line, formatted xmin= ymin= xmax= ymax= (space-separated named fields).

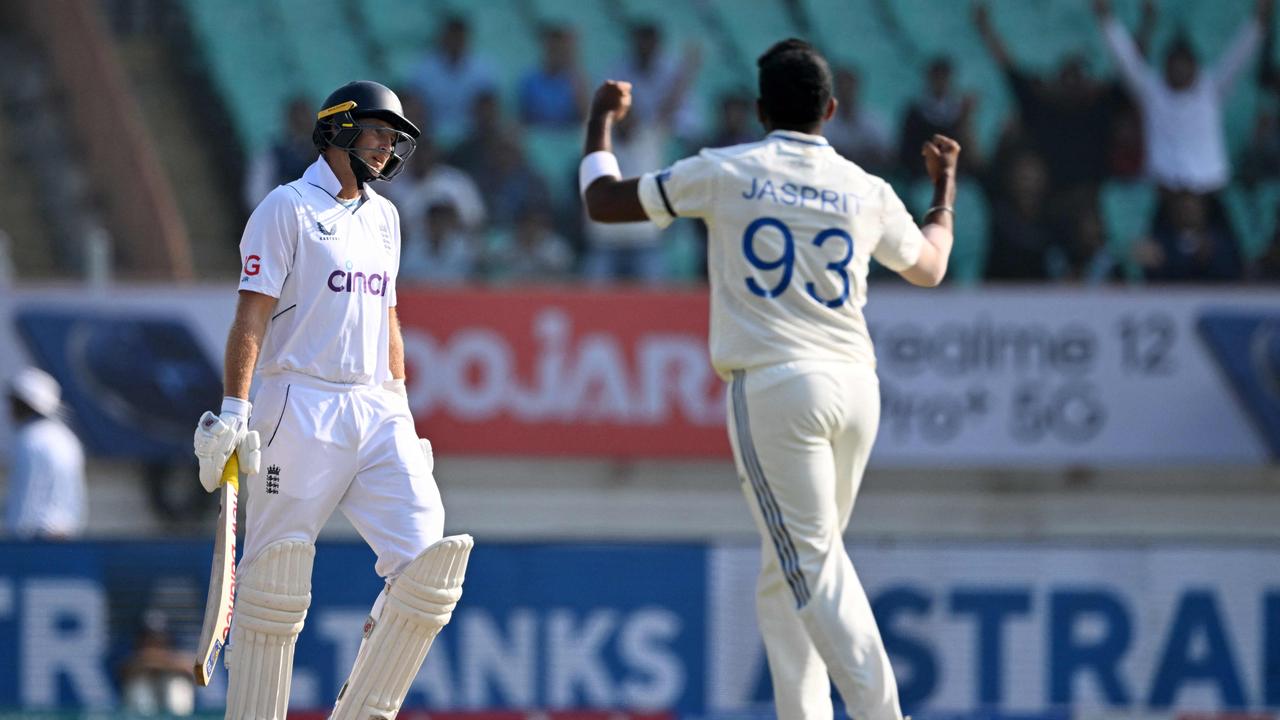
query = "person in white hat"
xmin=5 ymin=366 xmax=85 ymax=539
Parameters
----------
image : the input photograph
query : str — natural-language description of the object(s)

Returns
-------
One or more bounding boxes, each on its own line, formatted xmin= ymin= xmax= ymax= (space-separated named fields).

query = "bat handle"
xmin=222 ymin=453 xmax=240 ymax=491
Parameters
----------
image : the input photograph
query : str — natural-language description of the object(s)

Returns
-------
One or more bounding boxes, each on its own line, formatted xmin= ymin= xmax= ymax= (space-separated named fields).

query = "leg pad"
xmin=225 ymin=540 xmax=314 ymax=720
xmin=330 ymin=534 xmax=473 ymax=720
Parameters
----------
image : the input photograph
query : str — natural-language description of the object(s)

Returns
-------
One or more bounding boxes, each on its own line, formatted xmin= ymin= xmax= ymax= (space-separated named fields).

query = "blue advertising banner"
xmin=13 ymin=309 xmax=223 ymax=460
xmin=1198 ymin=311 xmax=1280 ymax=459
xmin=2 ymin=541 xmax=1278 ymax=718
xmin=0 ymin=541 xmax=706 ymax=713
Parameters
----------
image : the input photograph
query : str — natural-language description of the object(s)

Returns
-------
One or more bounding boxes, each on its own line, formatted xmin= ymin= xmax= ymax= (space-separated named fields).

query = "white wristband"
xmin=221 ymin=396 xmax=251 ymax=419
xmin=579 ymin=151 xmax=621 ymax=196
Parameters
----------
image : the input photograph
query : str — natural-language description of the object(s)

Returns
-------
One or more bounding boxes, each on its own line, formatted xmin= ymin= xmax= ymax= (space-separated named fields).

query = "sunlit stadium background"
xmin=0 ymin=0 xmax=1278 ymax=718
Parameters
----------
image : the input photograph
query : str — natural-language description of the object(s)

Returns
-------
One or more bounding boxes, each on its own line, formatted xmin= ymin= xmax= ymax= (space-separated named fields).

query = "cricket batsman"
xmin=193 ymin=80 xmax=472 ymax=720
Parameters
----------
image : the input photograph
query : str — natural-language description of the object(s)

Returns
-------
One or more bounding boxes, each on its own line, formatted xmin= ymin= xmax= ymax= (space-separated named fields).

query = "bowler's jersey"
xmin=638 ymin=130 xmax=924 ymax=378
xmin=239 ymin=158 xmax=401 ymax=386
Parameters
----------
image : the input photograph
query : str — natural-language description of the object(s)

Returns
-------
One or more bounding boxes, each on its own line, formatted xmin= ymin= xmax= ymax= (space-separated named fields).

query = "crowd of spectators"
xmin=245 ymin=3 xmax=1280 ymax=286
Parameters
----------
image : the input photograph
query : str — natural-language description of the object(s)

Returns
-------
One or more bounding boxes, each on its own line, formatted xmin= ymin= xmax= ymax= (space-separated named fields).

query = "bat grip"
xmin=221 ymin=453 xmax=240 ymax=491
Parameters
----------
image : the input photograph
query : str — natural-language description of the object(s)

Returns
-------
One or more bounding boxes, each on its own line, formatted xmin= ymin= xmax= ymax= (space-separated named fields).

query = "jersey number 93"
xmin=742 ymin=217 xmax=853 ymax=309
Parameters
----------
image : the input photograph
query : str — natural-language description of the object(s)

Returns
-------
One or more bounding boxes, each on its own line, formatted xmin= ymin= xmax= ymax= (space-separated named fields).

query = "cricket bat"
xmin=194 ymin=454 xmax=240 ymax=686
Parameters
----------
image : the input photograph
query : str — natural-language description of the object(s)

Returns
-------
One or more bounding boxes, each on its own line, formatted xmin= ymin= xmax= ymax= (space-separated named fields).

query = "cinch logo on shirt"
xmin=327 ymin=269 xmax=390 ymax=295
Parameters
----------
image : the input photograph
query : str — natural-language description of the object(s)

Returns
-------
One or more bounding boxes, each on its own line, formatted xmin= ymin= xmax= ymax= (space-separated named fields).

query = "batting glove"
xmin=383 ymin=377 xmax=407 ymax=398
xmin=193 ymin=397 xmax=262 ymax=492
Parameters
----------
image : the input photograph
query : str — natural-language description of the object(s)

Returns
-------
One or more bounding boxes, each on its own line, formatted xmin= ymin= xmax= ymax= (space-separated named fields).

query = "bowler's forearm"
xmin=584 ymin=112 xmax=614 ymax=155
xmin=925 ymin=173 xmax=957 ymax=232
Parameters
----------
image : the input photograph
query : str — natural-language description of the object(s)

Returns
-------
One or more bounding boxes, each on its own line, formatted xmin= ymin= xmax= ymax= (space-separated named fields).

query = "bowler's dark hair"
xmin=757 ymin=39 xmax=833 ymax=130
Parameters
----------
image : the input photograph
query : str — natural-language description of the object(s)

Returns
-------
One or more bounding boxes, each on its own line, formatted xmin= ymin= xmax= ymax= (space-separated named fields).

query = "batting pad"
xmin=226 ymin=540 xmax=314 ymax=720
xmin=330 ymin=534 xmax=473 ymax=720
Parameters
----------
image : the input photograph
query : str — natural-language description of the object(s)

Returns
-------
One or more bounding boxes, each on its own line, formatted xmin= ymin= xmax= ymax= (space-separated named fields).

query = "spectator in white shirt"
xmin=400 ymin=201 xmax=481 ymax=284
xmin=382 ymin=132 xmax=486 ymax=258
xmin=5 ymin=367 xmax=85 ymax=540
xmin=1095 ymin=0 xmax=1271 ymax=193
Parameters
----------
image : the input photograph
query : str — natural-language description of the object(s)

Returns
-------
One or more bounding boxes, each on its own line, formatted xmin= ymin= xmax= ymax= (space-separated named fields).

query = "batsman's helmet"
xmin=313 ymin=81 xmax=420 ymax=184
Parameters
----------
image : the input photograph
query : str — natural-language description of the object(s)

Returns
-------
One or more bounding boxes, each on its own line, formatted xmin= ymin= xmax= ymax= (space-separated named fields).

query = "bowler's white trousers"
xmin=241 ymin=371 xmax=445 ymax=580
xmin=727 ymin=360 xmax=903 ymax=720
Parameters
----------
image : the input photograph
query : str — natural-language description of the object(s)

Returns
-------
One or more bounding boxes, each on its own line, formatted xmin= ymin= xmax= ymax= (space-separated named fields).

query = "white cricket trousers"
xmin=241 ymin=371 xmax=445 ymax=580
xmin=726 ymin=360 xmax=902 ymax=720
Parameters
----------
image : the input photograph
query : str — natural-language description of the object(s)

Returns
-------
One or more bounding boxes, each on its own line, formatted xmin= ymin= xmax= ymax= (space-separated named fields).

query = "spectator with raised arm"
xmin=607 ymin=23 xmax=703 ymax=140
xmin=1094 ymin=0 xmax=1271 ymax=194
xmin=974 ymin=2 xmax=1142 ymax=197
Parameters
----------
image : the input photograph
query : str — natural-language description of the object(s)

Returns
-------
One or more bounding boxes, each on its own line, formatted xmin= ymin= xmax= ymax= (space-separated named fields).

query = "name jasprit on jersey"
xmin=742 ymin=177 xmax=861 ymax=214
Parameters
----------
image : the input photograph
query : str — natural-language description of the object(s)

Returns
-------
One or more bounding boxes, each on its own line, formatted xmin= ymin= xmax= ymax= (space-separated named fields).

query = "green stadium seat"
xmin=1223 ymin=181 xmax=1280 ymax=262
xmin=529 ymin=0 xmax=627 ymax=74
xmin=909 ymin=177 xmax=990 ymax=286
xmin=804 ymin=0 xmax=1012 ymax=154
xmin=882 ymin=0 xmax=988 ymax=59
xmin=357 ymin=0 xmax=438 ymax=58
xmin=457 ymin=0 xmax=538 ymax=114
xmin=662 ymin=221 xmax=704 ymax=282
xmin=1099 ymin=179 xmax=1156 ymax=281
xmin=384 ymin=47 xmax=430 ymax=91
xmin=797 ymin=0 xmax=881 ymax=45
xmin=616 ymin=0 xmax=712 ymax=49
xmin=1180 ymin=0 xmax=1255 ymax=58
xmin=270 ymin=0 xmax=378 ymax=101
xmin=523 ymin=127 xmax=582 ymax=211
xmin=986 ymin=0 xmax=1095 ymax=75
xmin=706 ymin=0 xmax=799 ymax=62
xmin=798 ymin=0 xmax=916 ymax=146
xmin=184 ymin=0 xmax=295 ymax=154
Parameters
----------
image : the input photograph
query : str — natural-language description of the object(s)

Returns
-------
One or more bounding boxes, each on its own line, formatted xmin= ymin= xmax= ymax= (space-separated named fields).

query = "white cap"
xmin=10 ymin=367 xmax=61 ymax=418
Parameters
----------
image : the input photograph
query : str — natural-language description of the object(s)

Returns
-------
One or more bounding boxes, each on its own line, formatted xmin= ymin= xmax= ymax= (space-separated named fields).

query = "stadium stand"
xmin=909 ymin=176 xmax=991 ymax=285
xmin=9 ymin=0 xmax=1279 ymax=284
xmin=1100 ymin=179 xmax=1158 ymax=281
xmin=1223 ymin=178 xmax=1280 ymax=260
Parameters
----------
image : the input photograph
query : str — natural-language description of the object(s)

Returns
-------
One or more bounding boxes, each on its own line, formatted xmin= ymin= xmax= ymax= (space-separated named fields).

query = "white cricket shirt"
xmin=6 ymin=417 xmax=85 ymax=539
xmin=1103 ymin=16 xmax=1260 ymax=193
xmin=239 ymin=158 xmax=401 ymax=386
xmin=638 ymin=130 xmax=924 ymax=378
